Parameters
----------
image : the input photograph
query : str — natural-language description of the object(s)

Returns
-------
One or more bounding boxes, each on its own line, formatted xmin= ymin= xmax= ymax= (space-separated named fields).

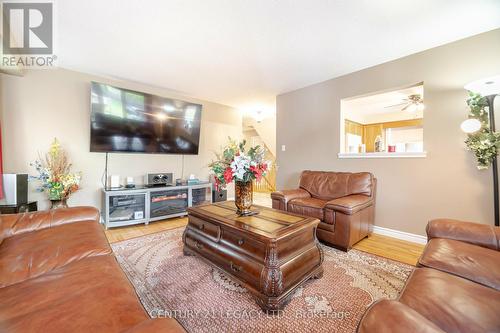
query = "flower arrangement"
xmin=30 ymin=138 xmax=82 ymax=201
xmin=209 ymin=138 xmax=271 ymax=190
xmin=464 ymin=92 xmax=500 ymax=169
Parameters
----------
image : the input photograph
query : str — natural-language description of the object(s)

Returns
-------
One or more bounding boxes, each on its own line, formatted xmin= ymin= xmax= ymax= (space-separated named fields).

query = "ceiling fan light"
xmin=253 ymin=110 xmax=264 ymax=123
xmin=417 ymin=103 xmax=425 ymax=112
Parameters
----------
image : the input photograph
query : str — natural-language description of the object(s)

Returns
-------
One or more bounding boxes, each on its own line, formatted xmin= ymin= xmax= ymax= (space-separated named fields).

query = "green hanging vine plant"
xmin=464 ymin=92 xmax=500 ymax=169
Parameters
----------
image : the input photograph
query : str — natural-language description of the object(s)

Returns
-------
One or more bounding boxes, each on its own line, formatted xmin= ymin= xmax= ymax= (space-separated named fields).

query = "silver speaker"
xmin=0 ymin=174 xmax=28 ymax=205
xmin=145 ymin=173 xmax=173 ymax=186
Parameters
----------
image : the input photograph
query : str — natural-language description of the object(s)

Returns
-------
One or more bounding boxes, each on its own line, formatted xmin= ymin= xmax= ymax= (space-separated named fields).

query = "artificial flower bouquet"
xmin=209 ymin=138 xmax=271 ymax=190
xmin=31 ymin=138 xmax=82 ymax=201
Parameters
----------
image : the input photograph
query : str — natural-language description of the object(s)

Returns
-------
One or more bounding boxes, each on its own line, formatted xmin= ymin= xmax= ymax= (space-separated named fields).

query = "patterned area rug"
xmin=112 ymin=228 xmax=412 ymax=333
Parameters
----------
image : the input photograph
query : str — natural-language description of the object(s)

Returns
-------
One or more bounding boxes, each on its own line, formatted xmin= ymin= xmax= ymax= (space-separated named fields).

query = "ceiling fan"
xmin=384 ymin=94 xmax=424 ymax=112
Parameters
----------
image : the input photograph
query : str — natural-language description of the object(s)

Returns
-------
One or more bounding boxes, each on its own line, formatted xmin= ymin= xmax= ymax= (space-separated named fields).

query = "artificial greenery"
xmin=464 ymin=92 xmax=500 ymax=169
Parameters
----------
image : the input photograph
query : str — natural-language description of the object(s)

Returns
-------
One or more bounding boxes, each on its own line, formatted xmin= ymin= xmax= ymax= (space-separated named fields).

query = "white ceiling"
xmin=343 ymin=85 xmax=424 ymax=124
xmin=56 ymin=0 xmax=500 ymax=111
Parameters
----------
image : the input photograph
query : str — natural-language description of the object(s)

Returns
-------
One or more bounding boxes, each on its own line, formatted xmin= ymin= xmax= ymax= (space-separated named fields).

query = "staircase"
xmin=247 ymin=134 xmax=276 ymax=193
xmin=254 ymin=162 xmax=276 ymax=193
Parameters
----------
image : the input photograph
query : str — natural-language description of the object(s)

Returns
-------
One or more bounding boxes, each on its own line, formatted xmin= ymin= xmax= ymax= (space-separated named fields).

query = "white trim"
xmin=338 ymin=152 xmax=427 ymax=159
xmin=372 ymin=226 xmax=427 ymax=245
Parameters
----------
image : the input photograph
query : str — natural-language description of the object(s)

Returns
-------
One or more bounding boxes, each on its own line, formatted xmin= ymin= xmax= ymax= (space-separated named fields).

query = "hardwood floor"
xmin=353 ymin=233 xmax=425 ymax=266
xmin=105 ymin=217 xmax=187 ymax=243
xmin=105 ymin=217 xmax=424 ymax=266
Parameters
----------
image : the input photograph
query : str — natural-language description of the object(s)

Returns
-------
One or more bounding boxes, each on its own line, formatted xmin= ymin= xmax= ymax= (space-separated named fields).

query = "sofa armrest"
xmin=325 ymin=194 xmax=373 ymax=215
xmin=426 ymin=219 xmax=500 ymax=251
xmin=357 ymin=300 xmax=445 ymax=333
xmin=123 ymin=319 xmax=186 ymax=333
xmin=1 ymin=206 xmax=100 ymax=239
xmin=271 ymin=189 xmax=310 ymax=204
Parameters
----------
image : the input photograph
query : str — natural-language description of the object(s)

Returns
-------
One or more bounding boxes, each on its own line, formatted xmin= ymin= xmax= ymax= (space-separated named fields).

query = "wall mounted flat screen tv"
xmin=90 ymin=82 xmax=202 ymax=154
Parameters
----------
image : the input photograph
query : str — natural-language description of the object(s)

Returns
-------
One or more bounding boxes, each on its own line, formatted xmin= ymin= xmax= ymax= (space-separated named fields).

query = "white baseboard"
xmin=372 ymin=226 xmax=427 ymax=245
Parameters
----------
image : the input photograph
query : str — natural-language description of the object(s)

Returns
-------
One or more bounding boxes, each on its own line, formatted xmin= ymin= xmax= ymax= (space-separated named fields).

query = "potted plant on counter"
xmin=209 ymin=138 xmax=270 ymax=215
xmin=31 ymin=138 xmax=81 ymax=209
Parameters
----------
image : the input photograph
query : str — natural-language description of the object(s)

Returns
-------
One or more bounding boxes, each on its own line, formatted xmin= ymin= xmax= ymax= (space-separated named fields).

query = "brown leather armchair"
xmin=0 ymin=207 xmax=186 ymax=333
xmin=271 ymin=170 xmax=376 ymax=251
xmin=357 ymin=219 xmax=500 ymax=333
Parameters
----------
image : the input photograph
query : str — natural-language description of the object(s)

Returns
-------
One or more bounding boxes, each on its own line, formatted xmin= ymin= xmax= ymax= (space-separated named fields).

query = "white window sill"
xmin=338 ymin=152 xmax=427 ymax=159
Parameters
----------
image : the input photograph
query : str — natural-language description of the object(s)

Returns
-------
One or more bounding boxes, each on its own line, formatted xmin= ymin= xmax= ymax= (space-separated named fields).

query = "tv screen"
xmin=90 ymin=82 xmax=202 ymax=154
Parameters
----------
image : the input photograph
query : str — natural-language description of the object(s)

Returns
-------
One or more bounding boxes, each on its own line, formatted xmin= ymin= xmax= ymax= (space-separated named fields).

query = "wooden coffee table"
xmin=182 ymin=201 xmax=324 ymax=312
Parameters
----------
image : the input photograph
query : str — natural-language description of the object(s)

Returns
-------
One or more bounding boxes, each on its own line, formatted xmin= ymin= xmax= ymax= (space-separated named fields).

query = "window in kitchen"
xmin=339 ymin=83 xmax=425 ymax=158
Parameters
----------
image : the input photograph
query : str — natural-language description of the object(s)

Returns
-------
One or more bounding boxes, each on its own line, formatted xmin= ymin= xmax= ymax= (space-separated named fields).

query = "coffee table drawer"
xmin=184 ymin=228 xmax=262 ymax=287
xmin=221 ymin=229 xmax=266 ymax=260
xmin=188 ymin=215 xmax=221 ymax=242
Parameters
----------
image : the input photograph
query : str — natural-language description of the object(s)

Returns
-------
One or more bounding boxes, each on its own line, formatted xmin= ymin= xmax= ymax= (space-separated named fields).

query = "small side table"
xmin=0 ymin=201 xmax=38 ymax=214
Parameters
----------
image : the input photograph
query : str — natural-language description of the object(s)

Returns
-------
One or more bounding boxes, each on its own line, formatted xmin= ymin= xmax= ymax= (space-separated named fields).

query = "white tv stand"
xmin=101 ymin=182 xmax=212 ymax=229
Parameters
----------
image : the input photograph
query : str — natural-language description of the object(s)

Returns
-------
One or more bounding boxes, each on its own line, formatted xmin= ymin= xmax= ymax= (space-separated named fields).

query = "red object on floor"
xmin=0 ymin=123 xmax=3 ymax=200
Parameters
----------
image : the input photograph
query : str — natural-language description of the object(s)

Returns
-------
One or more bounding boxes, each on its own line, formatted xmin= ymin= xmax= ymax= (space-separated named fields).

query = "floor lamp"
xmin=462 ymin=75 xmax=500 ymax=227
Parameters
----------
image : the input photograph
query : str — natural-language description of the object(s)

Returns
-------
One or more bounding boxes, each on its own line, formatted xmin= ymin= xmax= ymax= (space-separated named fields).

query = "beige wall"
xmin=276 ymin=29 xmax=500 ymax=236
xmin=243 ymin=115 xmax=277 ymax=156
xmin=1 ymin=68 xmax=242 ymax=210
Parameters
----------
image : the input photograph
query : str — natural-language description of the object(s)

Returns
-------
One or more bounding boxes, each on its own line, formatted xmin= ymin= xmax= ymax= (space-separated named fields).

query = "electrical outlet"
xmin=281 ymin=145 xmax=286 ymax=152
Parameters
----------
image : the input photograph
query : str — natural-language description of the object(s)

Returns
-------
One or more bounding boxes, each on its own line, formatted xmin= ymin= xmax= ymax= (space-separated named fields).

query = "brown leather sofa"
xmin=0 ymin=207 xmax=185 ymax=333
xmin=271 ymin=170 xmax=376 ymax=251
xmin=357 ymin=219 xmax=500 ymax=333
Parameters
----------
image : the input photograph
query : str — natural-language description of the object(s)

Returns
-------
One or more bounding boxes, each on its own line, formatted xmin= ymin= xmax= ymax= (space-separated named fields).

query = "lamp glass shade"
xmin=464 ymin=75 xmax=500 ymax=96
xmin=460 ymin=118 xmax=482 ymax=134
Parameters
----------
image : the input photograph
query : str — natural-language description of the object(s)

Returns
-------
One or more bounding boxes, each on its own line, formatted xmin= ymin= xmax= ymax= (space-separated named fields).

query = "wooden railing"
xmin=253 ymin=163 xmax=276 ymax=193
xmin=247 ymin=134 xmax=276 ymax=193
